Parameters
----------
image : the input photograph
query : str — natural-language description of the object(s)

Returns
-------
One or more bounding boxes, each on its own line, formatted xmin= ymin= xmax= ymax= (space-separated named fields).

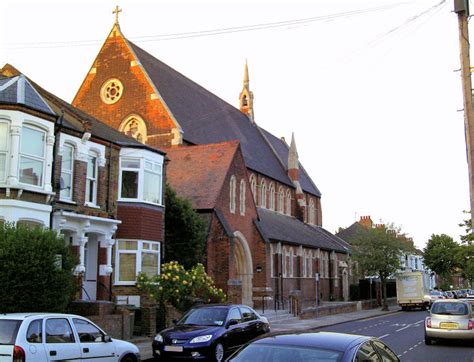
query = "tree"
xmin=352 ymin=224 xmax=405 ymax=311
xmin=165 ymin=184 xmax=207 ymax=269
xmin=457 ymin=244 xmax=474 ymax=287
xmin=458 ymin=210 xmax=473 ymax=245
xmin=0 ymin=223 xmax=77 ymax=312
xmin=423 ymin=234 xmax=459 ymax=283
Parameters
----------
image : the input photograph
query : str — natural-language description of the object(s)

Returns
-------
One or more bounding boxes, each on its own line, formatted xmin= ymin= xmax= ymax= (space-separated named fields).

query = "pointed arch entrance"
xmin=233 ymin=231 xmax=253 ymax=306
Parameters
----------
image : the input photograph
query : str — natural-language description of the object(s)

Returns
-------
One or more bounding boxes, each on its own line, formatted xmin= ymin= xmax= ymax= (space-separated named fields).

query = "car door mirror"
xmin=102 ymin=335 xmax=112 ymax=343
xmin=225 ymin=319 xmax=239 ymax=329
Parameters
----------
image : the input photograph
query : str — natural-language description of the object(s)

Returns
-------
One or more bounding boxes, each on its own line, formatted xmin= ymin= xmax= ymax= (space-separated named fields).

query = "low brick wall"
xmin=68 ymin=301 xmax=133 ymax=340
xmin=300 ymin=297 xmax=398 ymax=320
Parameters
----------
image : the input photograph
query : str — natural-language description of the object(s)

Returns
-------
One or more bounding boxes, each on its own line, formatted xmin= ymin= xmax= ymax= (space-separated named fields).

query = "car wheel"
xmin=214 ymin=342 xmax=225 ymax=362
xmin=120 ymin=354 xmax=137 ymax=362
xmin=424 ymin=334 xmax=433 ymax=345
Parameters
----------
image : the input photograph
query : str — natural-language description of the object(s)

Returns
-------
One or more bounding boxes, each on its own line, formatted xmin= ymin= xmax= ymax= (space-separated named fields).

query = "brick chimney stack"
xmin=358 ymin=215 xmax=373 ymax=229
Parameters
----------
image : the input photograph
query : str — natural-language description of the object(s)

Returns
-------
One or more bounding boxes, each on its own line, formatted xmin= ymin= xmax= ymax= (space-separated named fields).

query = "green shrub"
xmin=137 ymin=261 xmax=226 ymax=312
xmin=0 ymin=223 xmax=77 ymax=313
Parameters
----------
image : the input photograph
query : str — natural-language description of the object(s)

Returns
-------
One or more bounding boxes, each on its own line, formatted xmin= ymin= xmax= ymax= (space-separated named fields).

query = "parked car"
xmin=225 ymin=331 xmax=399 ymax=361
xmin=424 ymin=300 xmax=474 ymax=345
xmin=0 ymin=313 xmax=140 ymax=362
xmin=153 ymin=304 xmax=270 ymax=361
xmin=425 ymin=290 xmax=445 ymax=306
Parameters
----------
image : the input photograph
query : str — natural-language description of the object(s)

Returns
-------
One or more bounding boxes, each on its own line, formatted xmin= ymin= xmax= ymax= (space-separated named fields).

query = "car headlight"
xmin=190 ymin=334 xmax=213 ymax=343
xmin=154 ymin=334 xmax=163 ymax=343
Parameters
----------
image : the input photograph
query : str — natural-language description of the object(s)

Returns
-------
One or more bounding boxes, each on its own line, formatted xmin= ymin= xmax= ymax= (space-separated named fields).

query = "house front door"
xmin=82 ymin=235 xmax=98 ymax=301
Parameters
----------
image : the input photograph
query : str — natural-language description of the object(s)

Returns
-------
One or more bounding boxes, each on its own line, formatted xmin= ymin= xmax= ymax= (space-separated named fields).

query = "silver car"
xmin=0 ymin=313 xmax=140 ymax=361
xmin=424 ymin=300 xmax=474 ymax=345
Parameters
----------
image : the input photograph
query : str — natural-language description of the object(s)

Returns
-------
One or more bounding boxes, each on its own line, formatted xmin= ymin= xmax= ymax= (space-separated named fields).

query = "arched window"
xmin=278 ymin=186 xmax=284 ymax=213
xmin=285 ymin=190 xmax=292 ymax=215
xmin=260 ymin=180 xmax=267 ymax=208
xmin=308 ymin=198 xmax=315 ymax=225
xmin=268 ymin=183 xmax=275 ymax=210
xmin=120 ymin=115 xmax=147 ymax=144
xmin=60 ymin=143 xmax=74 ymax=201
xmin=249 ymin=174 xmax=257 ymax=203
xmin=229 ymin=175 xmax=236 ymax=213
xmin=240 ymin=179 xmax=246 ymax=216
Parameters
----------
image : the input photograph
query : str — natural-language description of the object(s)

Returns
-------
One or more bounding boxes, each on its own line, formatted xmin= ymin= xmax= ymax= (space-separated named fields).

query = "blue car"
xmin=152 ymin=304 xmax=270 ymax=361
xmin=226 ymin=331 xmax=399 ymax=362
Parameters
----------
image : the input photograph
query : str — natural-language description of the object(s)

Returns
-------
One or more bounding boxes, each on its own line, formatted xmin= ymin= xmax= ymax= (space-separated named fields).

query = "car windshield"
xmin=229 ymin=343 xmax=343 ymax=362
xmin=0 ymin=320 xmax=22 ymax=345
xmin=431 ymin=302 xmax=468 ymax=315
xmin=178 ymin=307 xmax=228 ymax=326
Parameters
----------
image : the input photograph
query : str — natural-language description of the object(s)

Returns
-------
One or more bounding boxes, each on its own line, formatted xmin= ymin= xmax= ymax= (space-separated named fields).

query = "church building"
xmin=72 ymin=13 xmax=351 ymax=308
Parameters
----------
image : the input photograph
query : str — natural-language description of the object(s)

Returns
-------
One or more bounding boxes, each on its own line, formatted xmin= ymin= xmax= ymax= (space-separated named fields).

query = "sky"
xmin=0 ymin=0 xmax=470 ymax=249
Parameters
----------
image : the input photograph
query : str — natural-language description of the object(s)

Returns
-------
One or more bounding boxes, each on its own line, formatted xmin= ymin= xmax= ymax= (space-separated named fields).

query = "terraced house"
xmin=71 ymin=15 xmax=351 ymax=309
xmin=0 ymin=65 xmax=165 ymax=335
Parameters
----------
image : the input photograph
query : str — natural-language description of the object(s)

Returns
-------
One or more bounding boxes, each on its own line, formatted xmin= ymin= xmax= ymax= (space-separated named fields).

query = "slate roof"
xmin=256 ymin=208 xmax=350 ymax=253
xmin=0 ymin=64 xmax=164 ymax=154
xmin=335 ymin=222 xmax=365 ymax=245
xmin=163 ymin=141 xmax=240 ymax=209
xmin=259 ymin=128 xmax=321 ymax=197
xmin=0 ymin=75 xmax=55 ymax=116
xmin=128 ymin=41 xmax=320 ymax=196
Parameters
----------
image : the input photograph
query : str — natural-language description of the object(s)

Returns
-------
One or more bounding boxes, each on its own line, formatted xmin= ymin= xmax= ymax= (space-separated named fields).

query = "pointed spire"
xmin=243 ymin=59 xmax=249 ymax=87
xmin=239 ymin=59 xmax=254 ymax=123
xmin=288 ymin=132 xmax=299 ymax=171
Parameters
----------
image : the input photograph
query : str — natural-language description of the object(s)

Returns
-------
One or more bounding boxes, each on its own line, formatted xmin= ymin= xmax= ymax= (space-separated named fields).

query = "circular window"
xmin=100 ymin=79 xmax=123 ymax=104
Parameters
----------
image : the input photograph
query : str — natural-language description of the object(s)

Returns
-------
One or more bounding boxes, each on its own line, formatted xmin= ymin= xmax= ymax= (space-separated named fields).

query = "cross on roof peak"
xmin=113 ymin=5 xmax=122 ymax=24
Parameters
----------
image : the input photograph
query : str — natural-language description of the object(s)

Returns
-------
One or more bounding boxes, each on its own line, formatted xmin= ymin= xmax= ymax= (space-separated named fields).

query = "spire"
xmin=288 ymin=132 xmax=299 ymax=173
xmin=243 ymin=59 xmax=249 ymax=87
xmin=239 ymin=59 xmax=254 ymax=123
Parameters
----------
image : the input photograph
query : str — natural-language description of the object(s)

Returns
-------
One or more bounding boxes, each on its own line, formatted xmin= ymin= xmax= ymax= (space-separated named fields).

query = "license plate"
xmin=164 ymin=345 xmax=184 ymax=352
xmin=440 ymin=322 xmax=458 ymax=329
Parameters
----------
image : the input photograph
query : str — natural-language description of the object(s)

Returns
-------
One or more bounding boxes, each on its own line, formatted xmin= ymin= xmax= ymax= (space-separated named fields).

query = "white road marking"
xmin=396 ymin=324 xmax=412 ymax=332
xmin=379 ymin=334 xmax=390 ymax=339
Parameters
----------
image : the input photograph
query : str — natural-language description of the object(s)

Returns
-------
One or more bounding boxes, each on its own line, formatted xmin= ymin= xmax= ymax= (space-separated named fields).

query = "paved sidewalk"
xmin=131 ymin=305 xmax=400 ymax=360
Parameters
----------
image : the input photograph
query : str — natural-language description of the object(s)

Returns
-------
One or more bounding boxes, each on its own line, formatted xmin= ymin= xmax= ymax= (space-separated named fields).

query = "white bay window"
xmin=0 ymin=121 xmax=8 ymax=182
xmin=119 ymin=149 xmax=163 ymax=205
xmin=115 ymin=240 xmax=160 ymax=285
xmin=19 ymin=126 xmax=45 ymax=187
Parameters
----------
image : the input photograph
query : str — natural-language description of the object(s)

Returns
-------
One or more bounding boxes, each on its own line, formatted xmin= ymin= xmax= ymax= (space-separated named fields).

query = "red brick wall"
xmin=73 ymin=32 xmax=177 ymax=148
xmin=116 ymin=203 xmax=164 ymax=242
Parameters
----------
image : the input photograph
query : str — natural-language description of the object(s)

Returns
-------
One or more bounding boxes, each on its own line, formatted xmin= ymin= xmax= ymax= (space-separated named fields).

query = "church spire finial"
xmin=113 ymin=5 xmax=122 ymax=25
xmin=239 ymin=59 xmax=255 ymax=123
xmin=244 ymin=59 xmax=249 ymax=87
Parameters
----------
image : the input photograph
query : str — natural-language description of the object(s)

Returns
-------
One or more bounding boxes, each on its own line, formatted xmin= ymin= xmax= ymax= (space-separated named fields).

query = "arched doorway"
xmin=233 ymin=231 xmax=253 ymax=306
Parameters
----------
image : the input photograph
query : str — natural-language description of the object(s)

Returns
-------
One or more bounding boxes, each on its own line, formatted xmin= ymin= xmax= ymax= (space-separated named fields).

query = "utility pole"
xmin=455 ymin=0 xmax=474 ymax=229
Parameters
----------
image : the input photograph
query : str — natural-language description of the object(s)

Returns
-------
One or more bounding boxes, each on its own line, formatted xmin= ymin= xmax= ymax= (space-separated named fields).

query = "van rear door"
xmin=0 ymin=319 xmax=22 ymax=362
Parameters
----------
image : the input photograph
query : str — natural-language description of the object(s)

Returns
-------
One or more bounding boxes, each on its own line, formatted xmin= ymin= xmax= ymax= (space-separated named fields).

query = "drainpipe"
xmin=49 ymin=109 xmax=64 ymax=229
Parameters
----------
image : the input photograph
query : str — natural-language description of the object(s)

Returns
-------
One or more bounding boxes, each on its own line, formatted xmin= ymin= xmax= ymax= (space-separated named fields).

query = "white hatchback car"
xmin=0 ymin=313 xmax=140 ymax=362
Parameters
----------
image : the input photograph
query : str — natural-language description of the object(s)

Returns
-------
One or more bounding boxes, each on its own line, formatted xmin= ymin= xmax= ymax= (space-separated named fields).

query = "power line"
xmin=2 ymin=2 xmax=408 ymax=50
